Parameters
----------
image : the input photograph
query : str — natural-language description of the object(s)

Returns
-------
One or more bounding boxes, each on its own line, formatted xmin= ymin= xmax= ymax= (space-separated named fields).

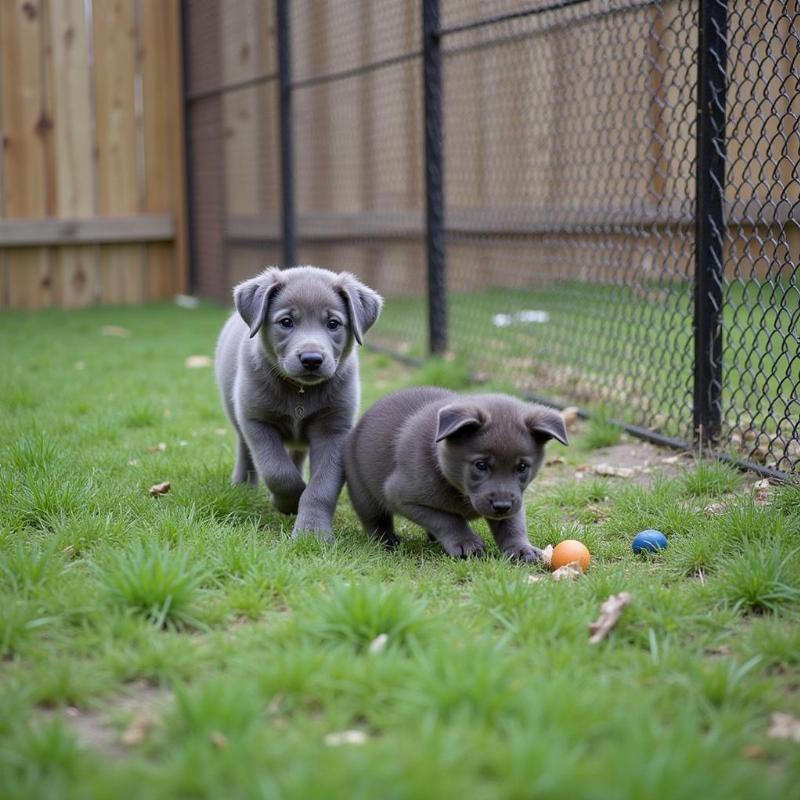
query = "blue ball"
xmin=632 ymin=529 xmax=668 ymax=554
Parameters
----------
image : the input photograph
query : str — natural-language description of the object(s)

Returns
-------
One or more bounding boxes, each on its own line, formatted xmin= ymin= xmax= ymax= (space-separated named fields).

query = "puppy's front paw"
xmin=272 ymin=491 xmax=302 ymax=515
xmin=502 ymin=542 xmax=544 ymax=564
xmin=440 ymin=534 xmax=486 ymax=559
xmin=291 ymin=516 xmax=334 ymax=543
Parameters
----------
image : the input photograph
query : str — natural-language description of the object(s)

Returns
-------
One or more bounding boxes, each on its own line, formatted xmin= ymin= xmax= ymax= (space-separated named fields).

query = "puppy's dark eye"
xmin=474 ymin=460 xmax=489 ymax=473
xmin=278 ymin=317 xmax=294 ymax=329
xmin=517 ymin=462 xmax=530 ymax=474
xmin=327 ymin=318 xmax=342 ymax=331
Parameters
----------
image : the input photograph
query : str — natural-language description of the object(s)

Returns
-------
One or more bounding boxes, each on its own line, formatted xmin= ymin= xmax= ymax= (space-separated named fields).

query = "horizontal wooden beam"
xmin=0 ymin=215 xmax=175 ymax=247
xmin=226 ymin=199 xmax=796 ymax=245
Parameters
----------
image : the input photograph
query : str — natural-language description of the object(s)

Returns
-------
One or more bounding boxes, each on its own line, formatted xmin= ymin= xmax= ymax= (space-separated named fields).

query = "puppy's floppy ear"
xmin=436 ymin=404 xmax=487 ymax=442
xmin=233 ymin=268 xmax=284 ymax=338
xmin=525 ymin=405 xmax=569 ymax=446
xmin=335 ymin=272 xmax=383 ymax=345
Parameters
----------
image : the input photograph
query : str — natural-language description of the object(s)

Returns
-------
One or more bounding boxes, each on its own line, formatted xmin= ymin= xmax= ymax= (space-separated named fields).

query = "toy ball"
xmin=632 ymin=529 xmax=668 ymax=554
xmin=551 ymin=539 xmax=591 ymax=572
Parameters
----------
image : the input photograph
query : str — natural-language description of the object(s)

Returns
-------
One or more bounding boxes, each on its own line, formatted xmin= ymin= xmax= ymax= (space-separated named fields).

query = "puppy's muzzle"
xmin=299 ymin=351 xmax=325 ymax=371
xmin=490 ymin=499 xmax=513 ymax=515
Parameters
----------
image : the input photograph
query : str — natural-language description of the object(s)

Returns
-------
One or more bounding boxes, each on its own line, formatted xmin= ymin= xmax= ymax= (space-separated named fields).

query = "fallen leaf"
xmin=147 ymin=442 xmax=168 ymax=453
xmin=209 ymin=731 xmax=228 ymax=749
xmin=324 ymin=730 xmax=369 ymax=746
xmin=588 ymin=592 xmax=632 ymax=644
xmin=526 ymin=574 xmax=547 ymax=584
xmin=768 ymin=712 xmax=800 ymax=742
xmin=540 ymin=544 xmax=554 ymax=567
xmin=101 ymin=325 xmax=131 ymax=338
xmin=120 ymin=712 xmax=158 ymax=746
xmin=174 ymin=294 xmax=200 ymax=309
xmin=185 ymin=355 xmax=212 ymax=368
xmin=552 ymin=563 xmax=582 ymax=582
xmin=149 ymin=481 xmax=171 ymax=497
xmin=741 ymin=744 xmax=766 ymax=760
xmin=561 ymin=406 xmax=580 ymax=430
xmin=368 ymin=633 xmax=389 ymax=654
xmin=662 ymin=454 xmax=681 ymax=465
xmin=705 ymin=502 xmax=726 ymax=515
xmin=546 ymin=455 xmax=566 ymax=466
xmin=593 ymin=463 xmax=635 ymax=479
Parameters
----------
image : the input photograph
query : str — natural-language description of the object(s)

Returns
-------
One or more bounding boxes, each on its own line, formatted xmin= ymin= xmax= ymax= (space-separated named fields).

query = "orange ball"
xmin=551 ymin=539 xmax=591 ymax=572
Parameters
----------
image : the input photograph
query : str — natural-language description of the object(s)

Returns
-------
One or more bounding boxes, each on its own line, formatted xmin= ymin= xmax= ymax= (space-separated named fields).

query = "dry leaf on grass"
xmin=593 ymin=463 xmax=635 ymax=479
xmin=120 ymin=712 xmax=159 ymax=746
xmin=368 ymin=633 xmax=389 ymax=654
xmin=209 ymin=731 xmax=228 ymax=749
xmin=101 ymin=325 xmax=131 ymax=338
xmin=552 ymin=563 xmax=582 ymax=582
xmin=324 ymin=730 xmax=369 ymax=746
xmin=147 ymin=442 xmax=167 ymax=453
xmin=185 ymin=355 xmax=212 ymax=368
xmin=149 ymin=481 xmax=171 ymax=497
xmin=588 ymin=592 xmax=632 ymax=644
xmin=704 ymin=502 xmax=726 ymax=515
xmin=768 ymin=712 xmax=800 ymax=742
xmin=539 ymin=544 xmax=554 ymax=567
xmin=526 ymin=574 xmax=547 ymax=584
xmin=546 ymin=455 xmax=566 ymax=466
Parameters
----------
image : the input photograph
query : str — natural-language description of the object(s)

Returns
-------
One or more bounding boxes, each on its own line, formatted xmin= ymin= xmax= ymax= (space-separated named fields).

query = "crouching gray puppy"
xmin=344 ymin=387 xmax=567 ymax=561
xmin=215 ymin=266 xmax=382 ymax=540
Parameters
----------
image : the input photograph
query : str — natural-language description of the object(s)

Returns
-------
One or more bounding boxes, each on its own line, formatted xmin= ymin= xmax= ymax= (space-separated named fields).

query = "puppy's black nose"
xmin=299 ymin=351 xmax=324 ymax=370
xmin=490 ymin=499 xmax=513 ymax=514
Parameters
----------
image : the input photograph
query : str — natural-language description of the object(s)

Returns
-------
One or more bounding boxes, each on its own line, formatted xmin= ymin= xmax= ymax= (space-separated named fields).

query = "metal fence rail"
xmin=183 ymin=0 xmax=799 ymax=478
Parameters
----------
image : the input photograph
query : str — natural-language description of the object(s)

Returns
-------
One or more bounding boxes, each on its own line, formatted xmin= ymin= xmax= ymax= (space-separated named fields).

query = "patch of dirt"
xmin=44 ymin=681 xmax=171 ymax=756
xmin=579 ymin=437 xmax=694 ymax=484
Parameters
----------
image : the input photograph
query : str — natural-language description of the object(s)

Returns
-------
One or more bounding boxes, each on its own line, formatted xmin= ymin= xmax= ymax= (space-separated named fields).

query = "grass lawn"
xmin=1 ymin=302 xmax=799 ymax=799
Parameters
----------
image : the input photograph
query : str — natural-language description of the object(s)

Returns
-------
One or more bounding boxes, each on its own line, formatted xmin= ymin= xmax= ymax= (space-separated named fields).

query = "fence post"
xmin=276 ymin=0 xmax=297 ymax=268
xmin=693 ymin=0 xmax=727 ymax=446
xmin=423 ymin=0 xmax=447 ymax=355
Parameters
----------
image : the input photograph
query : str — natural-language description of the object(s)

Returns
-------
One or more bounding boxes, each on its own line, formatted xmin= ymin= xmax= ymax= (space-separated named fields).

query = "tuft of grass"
xmin=581 ymin=405 xmax=623 ymax=449
xmin=682 ymin=460 xmax=743 ymax=497
xmin=0 ymin=599 xmax=52 ymax=658
xmin=98 ymin=540 xmax=210 ymax=629
xmin=0 ymin=540 xmax=66 ymax=595
xmin=304 ymin=581 xmax=429 ymax=651
xmin=410 ymin=356 xmax=473 ymax=389
xmin=713 ymin=539 xmax=800 ymax=614
xmin=120 ymin=402 xmax=161 ymax=429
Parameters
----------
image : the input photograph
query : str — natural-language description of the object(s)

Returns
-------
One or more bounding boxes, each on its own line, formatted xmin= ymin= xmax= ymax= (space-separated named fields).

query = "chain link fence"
xmin=183 ymin=0 xmax=799 ymax=478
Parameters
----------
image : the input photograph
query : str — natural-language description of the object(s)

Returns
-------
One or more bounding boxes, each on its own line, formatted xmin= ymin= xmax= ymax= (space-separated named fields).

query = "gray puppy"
xmin=344 ymin=387 xmax=567 ymax=561
xmin=215 ymin=266 xmax=382 ymax=539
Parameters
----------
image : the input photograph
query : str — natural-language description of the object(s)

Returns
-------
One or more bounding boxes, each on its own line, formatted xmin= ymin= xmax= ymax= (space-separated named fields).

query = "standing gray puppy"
xmin=215 ymin=266 xmax=382 ymax=540
xmin=344 ymin=387 xmax=567 ymax=561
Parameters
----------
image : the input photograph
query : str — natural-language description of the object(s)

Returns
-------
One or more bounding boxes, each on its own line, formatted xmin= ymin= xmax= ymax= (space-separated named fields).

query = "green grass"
xmin=1 ymin=302 xmax=799 ymax=799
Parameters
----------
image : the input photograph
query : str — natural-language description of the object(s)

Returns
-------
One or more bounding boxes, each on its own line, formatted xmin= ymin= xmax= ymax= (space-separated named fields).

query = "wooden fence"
xmin=0 ymin=0 xmax=187 ymax=310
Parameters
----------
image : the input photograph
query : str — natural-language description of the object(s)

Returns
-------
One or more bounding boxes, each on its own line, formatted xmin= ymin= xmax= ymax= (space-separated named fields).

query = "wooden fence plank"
xmin=0 ymin=0 xmax=52 ymax=309
xmin=221 ymin=0 xmax=261 ymax=217
xmin=93 ymin=0 xmax=143 ymax=304
xmin=49 ymin=0 xmax=98 ymax=307
xmin=141 ymin=0 xmax=174 ymax=299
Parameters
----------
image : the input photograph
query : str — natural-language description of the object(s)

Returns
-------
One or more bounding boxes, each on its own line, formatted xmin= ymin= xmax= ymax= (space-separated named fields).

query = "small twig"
xmin=589 ymin=592 xmax=632 ymax=644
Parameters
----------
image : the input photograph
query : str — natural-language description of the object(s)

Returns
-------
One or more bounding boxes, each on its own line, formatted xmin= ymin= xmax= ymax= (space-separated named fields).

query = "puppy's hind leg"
xmin=232 ymin=435 xmax=258 ymax=485
xmin=347 ymin=484 xmax=399 ymax=550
